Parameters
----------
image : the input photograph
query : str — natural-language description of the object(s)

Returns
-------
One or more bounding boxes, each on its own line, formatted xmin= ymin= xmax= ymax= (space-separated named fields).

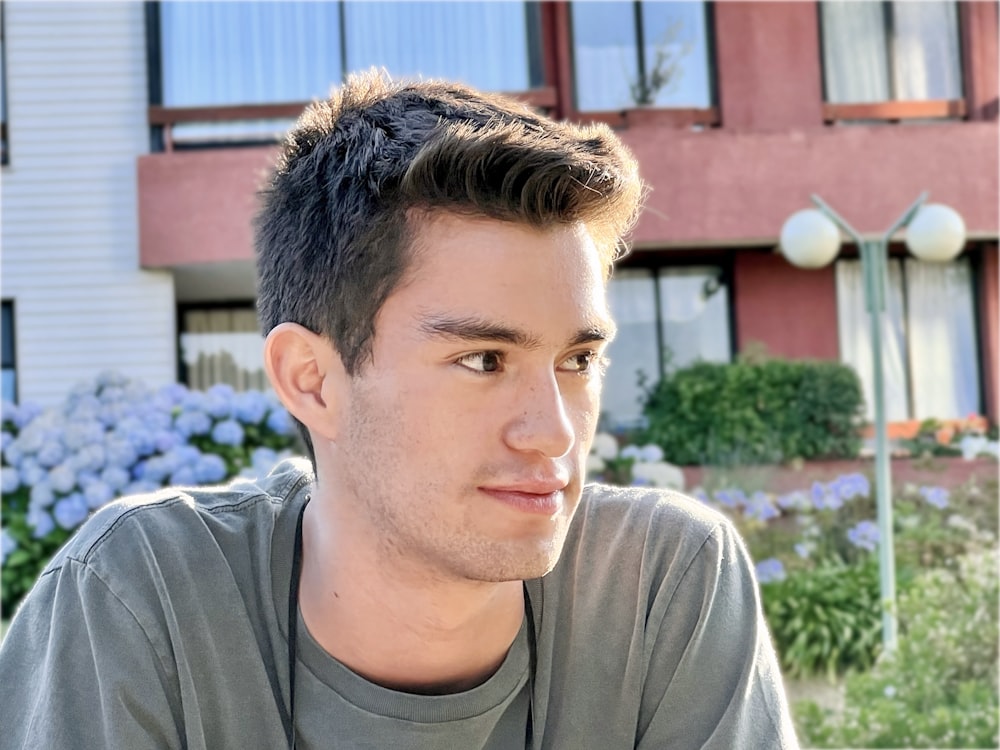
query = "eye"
xmin=456 ymin=351 xmax=504 ymax=374
xmin=558 ymin=351 xmax=603 ymax=374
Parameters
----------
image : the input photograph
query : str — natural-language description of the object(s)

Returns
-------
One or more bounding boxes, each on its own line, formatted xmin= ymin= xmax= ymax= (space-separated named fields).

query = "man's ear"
xmin=263 ymin=323 xmax=347 ymax=443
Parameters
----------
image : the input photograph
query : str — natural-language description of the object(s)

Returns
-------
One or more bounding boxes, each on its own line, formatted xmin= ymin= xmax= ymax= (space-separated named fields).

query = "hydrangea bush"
xmin=2 ymin=372 xmax=300 ymax=616
xmin=587 ymin=432 xmax=685 ymax=490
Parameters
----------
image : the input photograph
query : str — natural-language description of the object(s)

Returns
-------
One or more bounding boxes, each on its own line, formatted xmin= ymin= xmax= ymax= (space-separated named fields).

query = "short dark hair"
xmin=255 ymin=70 xmax=643 ymax=459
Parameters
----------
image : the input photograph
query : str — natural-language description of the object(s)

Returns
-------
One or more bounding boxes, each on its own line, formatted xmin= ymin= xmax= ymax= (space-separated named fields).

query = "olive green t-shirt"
xmin=0 ymin=459 xmax=798 ymax=749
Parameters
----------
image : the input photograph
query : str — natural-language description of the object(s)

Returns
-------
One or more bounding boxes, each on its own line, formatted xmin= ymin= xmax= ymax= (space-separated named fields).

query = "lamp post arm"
xmin=881 ymin=192 xmax=929 ymax=246
xmin=810 ymin=194 xmax=866 ymax=248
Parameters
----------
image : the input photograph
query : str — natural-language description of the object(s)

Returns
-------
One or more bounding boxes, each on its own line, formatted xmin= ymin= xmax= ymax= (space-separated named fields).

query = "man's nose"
xmin=502 ymin=372 xmax=575 ymax=459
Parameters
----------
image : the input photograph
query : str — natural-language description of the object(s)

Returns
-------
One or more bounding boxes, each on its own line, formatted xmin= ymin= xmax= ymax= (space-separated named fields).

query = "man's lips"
xmin=478 ymin=481 xmax=568 ymax=515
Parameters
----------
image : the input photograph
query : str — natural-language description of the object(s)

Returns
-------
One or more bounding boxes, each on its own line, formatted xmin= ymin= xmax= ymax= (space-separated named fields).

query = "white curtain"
xmin=160 ymin=1 xmax=533 ymax=141
xmin=570 ymin=1 xmax=710 ymax=111
xmin=604 ymin=269 xmax=660 ymax=429
xmin=892 ymin=2 xmax=962 ymax=100
xmin=822 ymin=1 xmax=891 ymax=103
xmin=180 ymin=309 xmax=268 ymax=392
xmin=344 ymin=2 xmax=531 ymax=91
xmin=821 ymin=1 xmax=961 ymax=103
xmin=905 ymin=259 xmax=979 ymax=419
xmin=836 ymin=260 xmax=910 ymax=422
xmin=658 ymin=268 xmax=730 ymax=370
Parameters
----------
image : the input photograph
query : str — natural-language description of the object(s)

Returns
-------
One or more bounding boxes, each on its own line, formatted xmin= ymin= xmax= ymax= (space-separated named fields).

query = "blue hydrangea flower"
xmin=211 ymin=419 xmax=245 ymax=447
xmin=62 ymin=419 xmax=105 ymax=451
xmin=794 ymin=542 xmax=813 ymax=559
xmin=54 ymin=493 xmax=90 ymax=530
xmin=233 ymin=391 xmax=269 ymax=425
xmin=847 ymin=520 xmax=880 ymax=551
xmin=1 ymin=431 xmax=12 ymax=451
xmin=29 ymin=480 xmax=55 ymax=509
xmin=48 ymin=464 xmax=78 ymax=494
xmin=810 ymin=481 xmax=830 ymax=510
xmin=154 ymin=430 xmax=180 ymax=454
xmin=1 ymin=466 xmax=20 ymax=494
xmin=83 ymin=481 xmax=115 ymax=510
xmin=174 ymin=410 xmax=212 ymax=438
xmin=638 ymin=444 xmax=664 ymax=462
xmin=105 ymin=435 xmax=139 ymax=469
xmin=27 ymin=505 xmax=55 ymax=539
xmin=123 ymin=480 xmax=161 ymax=496
xmin=11 ymin=401 xmax=43 ymax=429
xmin=776 ymin=491 xmax=809 ymax=511
xmin=35 ymin=438 xmax=67 ymax=469
xmin=205 ymin=384 xmax=235 ymax=419
xmin=156 ymin=382 xmax=189 ymax=406
xmin=755 ymin=558 xmax=786 ymax=584
xmin=919 ymin=486 xmax=949 ymax=509
xmin=266 ymin=407 xmax=293 ymax=436
xmin=619 ymin=445 xmax=642 ymax=460
xmin=70 ymin=443 xmax=106 ymax=473
xmin=19 ymin=458 xmax=48 ymax=488
xmin=194 ymin=454 xmax=227 ymax=484
xmin=181 ymin=391 xmax=209 ymax=413
xmin=1 ymin=527 xmax=17 ymax=565
xmin=96 ymin=370 xmax=129 ymax=389
xmin=100 ymin=465 xmax=131 ymax=493
xmin=170 ymin=466 xmax=198 ymax=486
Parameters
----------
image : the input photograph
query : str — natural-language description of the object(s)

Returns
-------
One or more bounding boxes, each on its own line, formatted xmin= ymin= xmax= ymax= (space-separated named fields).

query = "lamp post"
xmin=779 ymin=195 xmax=966 ymax=653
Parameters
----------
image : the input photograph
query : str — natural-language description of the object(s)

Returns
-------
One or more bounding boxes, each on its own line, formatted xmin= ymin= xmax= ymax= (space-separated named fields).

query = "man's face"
xmin=327 ymin=212 xmax=614 ymax=584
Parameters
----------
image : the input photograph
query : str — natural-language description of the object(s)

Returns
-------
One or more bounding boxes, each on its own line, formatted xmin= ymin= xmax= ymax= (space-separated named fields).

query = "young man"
xmin=0 ymin=72 xmax=797 ymax=748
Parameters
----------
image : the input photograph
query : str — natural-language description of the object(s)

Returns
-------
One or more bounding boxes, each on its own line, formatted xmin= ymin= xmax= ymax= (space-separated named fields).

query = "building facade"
xmin=3 ymin=1 xmax=998 ymax=432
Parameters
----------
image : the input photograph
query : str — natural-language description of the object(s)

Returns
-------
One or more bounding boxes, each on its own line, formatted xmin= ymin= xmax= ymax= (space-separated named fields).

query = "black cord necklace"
xmin=285 ymin=497 xmax=536 ymax=750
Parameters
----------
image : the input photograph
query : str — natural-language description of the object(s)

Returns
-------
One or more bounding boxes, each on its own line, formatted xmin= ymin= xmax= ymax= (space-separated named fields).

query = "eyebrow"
xmin=418 ymin=314 xmax=616 ymax=349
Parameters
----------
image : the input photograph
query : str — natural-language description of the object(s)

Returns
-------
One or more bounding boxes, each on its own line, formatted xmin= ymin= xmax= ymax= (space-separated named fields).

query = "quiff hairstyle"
xmin=255 ymin=70 xmax=643 ymax=457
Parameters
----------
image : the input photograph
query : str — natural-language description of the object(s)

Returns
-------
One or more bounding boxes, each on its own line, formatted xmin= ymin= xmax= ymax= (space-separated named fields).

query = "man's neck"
xmin=297 ymin=496 xmax=525 ymax=694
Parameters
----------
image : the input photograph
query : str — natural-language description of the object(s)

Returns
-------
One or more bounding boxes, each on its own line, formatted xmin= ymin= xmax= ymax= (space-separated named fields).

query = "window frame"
xmin=818 ymin=0 xmax=968 ymax=124
xmin=561 ymin=0 xmax=720 ymax=129
xmin=1 ymin=3 xmax=8 ymax=166
xmin=2 ymin=300 xmax=17 ymax=404
xmin=145 ymin=1 xmax=559 ymax=152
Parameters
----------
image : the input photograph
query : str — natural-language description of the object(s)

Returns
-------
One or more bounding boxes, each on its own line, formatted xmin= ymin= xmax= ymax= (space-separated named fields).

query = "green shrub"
xmin=795 ymin=548 xmax=999 ymax=748
xmin=761 ymin=556 xmax=883 ymax=680
xmin=641 ymin=357 xmax=864 ymax=466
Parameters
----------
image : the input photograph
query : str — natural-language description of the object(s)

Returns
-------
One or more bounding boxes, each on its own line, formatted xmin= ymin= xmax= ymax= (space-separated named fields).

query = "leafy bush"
xmin=641 ymin=357 xmax=864 ymax=466
xmin=761 ymin=556 xmax=883 ymax=680
xmin=795 ymin=548 xmax=999 ymax=748
xmin=1 ymin=372 xmax=300 ymax=616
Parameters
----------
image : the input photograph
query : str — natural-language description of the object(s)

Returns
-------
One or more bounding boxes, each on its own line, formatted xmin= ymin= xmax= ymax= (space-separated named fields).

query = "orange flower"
xmin=935 ymin=426 xmax=955 ymax=445
xmin=964 ymin=414 xmax=988 ymax=435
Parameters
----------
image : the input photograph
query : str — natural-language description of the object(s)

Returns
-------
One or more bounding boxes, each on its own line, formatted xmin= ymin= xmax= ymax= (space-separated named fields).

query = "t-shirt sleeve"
xmin=636 ymin=521 xmax=800 ymax=749
xmin=0 ymin=559 xmax=184 ymax=750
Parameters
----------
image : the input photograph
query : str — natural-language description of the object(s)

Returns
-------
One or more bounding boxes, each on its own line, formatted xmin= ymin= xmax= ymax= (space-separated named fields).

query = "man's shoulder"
xmin=575 ymin=482 xmax=730 ymax=545
xmin=45 ymin=457 xmax=313 ymax=574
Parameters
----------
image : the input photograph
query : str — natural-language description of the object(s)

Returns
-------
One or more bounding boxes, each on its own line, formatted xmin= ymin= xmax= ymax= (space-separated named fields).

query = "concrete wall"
xmin=1 ymin=2 xmax=176 ymax=405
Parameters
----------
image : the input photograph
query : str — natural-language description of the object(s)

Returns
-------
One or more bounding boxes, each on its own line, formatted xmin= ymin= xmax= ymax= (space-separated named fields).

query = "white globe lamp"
xmin=905 ymin=203 xmax=966 ymax=262
xmin=779 ymin=209 xmax=842 ymax=268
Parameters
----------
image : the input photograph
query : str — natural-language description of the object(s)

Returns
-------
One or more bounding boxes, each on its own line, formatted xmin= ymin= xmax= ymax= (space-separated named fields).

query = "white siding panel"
xmin=1 ymin=1 xmax=177 ymax=407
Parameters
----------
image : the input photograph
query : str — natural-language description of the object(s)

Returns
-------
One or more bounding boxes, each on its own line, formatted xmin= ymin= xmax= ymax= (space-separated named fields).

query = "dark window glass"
xmin=2 ymin=301 xmax=16 ymax=403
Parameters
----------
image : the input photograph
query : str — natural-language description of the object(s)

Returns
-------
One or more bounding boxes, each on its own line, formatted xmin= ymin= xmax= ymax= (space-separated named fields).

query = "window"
xmin=2 ymin=301 xmax=16 ymax=403
xmin=1 ymin=4 xmax=8 ymax=165
xmin=821 ymin=1 xmax=962 ymax=104
xmin=836 ymin=257 xmax=980 ymax=422
xmin=603 ymin=266 xmax=730 ymax=430
xmin=179 ymin=306 xmax=268 ymax=392
xmin=157 ymin=1 xmax=543 ymax=142
xmin=570 ymin=1 xmax=712 ymax=112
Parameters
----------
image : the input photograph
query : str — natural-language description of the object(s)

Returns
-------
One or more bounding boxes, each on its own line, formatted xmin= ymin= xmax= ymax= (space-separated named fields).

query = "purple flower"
xmin=794 ymin=542 xmax=812 ymax=559
xmin=810 ymin=481 xmax=828 ymax=510
xmin=54 ymin=493 xmax=90 ymax=530
xmin=919 ymin=486 xmax=949 ymax=510
xmin=755 ymin=558 xmax=786 ymax=584
xmin=744 ymin=491 xmax=779 ymax=522
xmin=777 ymin=491 xmax=809 ymax=511
xmin=211 ymin=419 xmax=245 ymax=447
xmin=847 ymin=520 xmax=880 ymax=551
